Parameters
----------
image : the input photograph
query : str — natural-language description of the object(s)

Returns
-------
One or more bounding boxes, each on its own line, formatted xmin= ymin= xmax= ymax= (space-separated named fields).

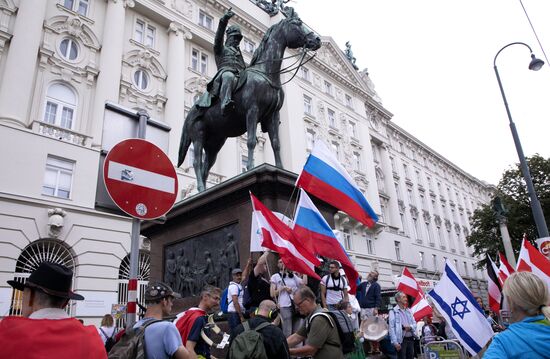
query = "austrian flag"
xmin=396 ymin=268 xmax=432 ymax=321
xmin=250 ymin=193 xmax=320 ymax=279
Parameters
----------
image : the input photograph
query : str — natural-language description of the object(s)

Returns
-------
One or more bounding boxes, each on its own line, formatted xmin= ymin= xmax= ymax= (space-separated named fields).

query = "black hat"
xmin=7 ymin=262 xmax=84 ymax=300
xmin=144 ymin=281 xmax=181 ymax=301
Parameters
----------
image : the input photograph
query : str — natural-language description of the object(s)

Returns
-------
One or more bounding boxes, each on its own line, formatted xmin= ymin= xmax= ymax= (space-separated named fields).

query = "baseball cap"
xmin=144 ymin=281 xmax=181 ymax=301
xmin=231 ymin=268 xmax=243 ymax=275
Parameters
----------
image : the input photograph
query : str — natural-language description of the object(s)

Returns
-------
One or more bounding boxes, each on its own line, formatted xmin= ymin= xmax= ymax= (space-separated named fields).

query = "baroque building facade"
xmin=0 ymin=0 xmax=491 ymax=323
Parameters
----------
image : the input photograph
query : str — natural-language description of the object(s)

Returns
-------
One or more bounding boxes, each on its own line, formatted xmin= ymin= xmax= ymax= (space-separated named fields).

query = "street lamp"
xmin=493 ymin=42 xmax=549 ymax=243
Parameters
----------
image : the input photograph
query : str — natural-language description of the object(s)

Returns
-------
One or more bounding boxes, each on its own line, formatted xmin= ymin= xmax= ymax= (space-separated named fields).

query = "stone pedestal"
xmin=142 ymin=163 xmax=337 ymax=304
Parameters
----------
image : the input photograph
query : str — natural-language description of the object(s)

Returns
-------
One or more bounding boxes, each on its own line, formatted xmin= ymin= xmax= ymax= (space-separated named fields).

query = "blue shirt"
xmin=484 ymin=315 xmax=550 ymax=359
xmin=133 ymin=318 xmax=182 ymax=359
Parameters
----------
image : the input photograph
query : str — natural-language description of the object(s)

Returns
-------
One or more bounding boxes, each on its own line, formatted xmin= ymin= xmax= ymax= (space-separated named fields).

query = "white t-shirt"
xmin=321 ymin=274 xmax=348 ymax=305
xmin=270 ymin=272 xmax=302 ymax=308
xmin=227 ymin=281 xmax=243 ymax=313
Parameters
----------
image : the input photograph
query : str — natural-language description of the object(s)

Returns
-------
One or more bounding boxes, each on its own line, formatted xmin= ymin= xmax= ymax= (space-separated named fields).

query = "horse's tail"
xmin=177 ymin=107 xmax=196 ymax=167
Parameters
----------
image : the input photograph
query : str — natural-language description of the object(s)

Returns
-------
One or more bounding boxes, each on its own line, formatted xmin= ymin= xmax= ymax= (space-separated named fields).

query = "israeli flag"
xmin=428 ymin=260 xmax=494 ymax=356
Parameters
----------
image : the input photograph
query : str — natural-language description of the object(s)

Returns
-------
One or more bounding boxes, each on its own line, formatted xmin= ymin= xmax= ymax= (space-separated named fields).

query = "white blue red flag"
xmin=294 ymin=189 xmax=359 ymax=294
xmin=296 ymin=140 xmax=378 ymax=228
xmin=428 ymin=260 xmax=494 ymax=356
xmin=250 ymin=193 xmax=321 ymax=279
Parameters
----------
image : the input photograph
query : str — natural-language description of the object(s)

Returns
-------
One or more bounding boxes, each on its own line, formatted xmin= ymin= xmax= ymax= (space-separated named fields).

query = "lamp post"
xmin=493 ymin=42 xmax=549 ymax=242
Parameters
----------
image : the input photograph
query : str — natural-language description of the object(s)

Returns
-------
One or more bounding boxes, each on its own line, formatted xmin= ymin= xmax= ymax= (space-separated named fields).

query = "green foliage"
xmin=466 ymin=155 xmax=550 ymax=268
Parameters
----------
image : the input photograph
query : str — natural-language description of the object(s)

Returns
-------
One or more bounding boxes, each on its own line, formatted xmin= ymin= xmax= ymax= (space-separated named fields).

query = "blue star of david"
xmin=450 ymin=297 xmax=471 ymax=319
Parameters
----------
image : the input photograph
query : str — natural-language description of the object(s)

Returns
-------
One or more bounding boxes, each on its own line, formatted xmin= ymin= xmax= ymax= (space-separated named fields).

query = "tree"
xmin=467 ymin=154 xmax=550 ymax=266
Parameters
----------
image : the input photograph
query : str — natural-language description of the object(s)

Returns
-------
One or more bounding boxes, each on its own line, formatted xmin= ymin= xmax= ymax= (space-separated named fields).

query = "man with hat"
xmin=227 ymin=267 xmax=245 ymax=333
xmin=198 ymin=8 xmax=245 ymax=115
xmin=0 ymin=261 xmax=107 ymax=358
xmin=133 ymin=281 xmax=190 ymax=359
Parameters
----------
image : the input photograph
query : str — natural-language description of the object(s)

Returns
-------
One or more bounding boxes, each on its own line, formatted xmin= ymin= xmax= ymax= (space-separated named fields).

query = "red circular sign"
xmin=103 ymin=139 xmax=178 ymax=220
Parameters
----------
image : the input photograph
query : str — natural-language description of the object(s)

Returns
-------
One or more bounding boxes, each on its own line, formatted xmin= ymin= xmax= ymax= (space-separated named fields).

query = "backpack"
xmin=108 ymin=319 xmax=161 ymax=359
xmin=99 ymin=327 xmax=118 ymax=353
xmin=308 ymin=310 xmax=355 ymax=354
xmin=221 ymin=283 xmax=241 ymax=314
xmin=228 ymin=321 xmax=271 ymax=359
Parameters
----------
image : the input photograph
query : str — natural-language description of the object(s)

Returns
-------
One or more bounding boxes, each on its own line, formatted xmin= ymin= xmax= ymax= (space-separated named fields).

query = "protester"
xmin=356 ymin=270 xmax=381 ymax=354
xmin=132 ymin=281 xmax=189 ymax=359
xmin=97 ymin=313 xmax=118 ymax=351
xmin=174 ymin=285 xmax=221 ymax=359
xmin=270 ymin=257 xmax=303 ymax=337
xmin=0 ymin=262 xmax=107 ymax=359
xmin=287 ymin=286 xmax=344 ymax=359
xmin=484 ymin=271 xmax=550 ymax=358
xmin=338 ymin=301 xmax=366 ymax=359
xmin=229 ymin=299 xmax=290 ymax=358
xmin=320 ymin=260 xmax=349 ymax=310
xmin=244 ymin=253 xmax=272 ymax=313
xmin=388 ymin=291 xmax=417 ymax=359
xmin=420 ymin=315 xmax=437 ymax=344
xmin=227 ymin=268 xmax=245 ymax=332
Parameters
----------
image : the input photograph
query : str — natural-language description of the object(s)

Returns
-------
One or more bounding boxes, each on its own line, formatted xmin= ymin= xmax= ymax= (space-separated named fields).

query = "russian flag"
xmin=250 ymin=193 xmax=321 ymax=280
xmin=294 ymin=189 xmax=359 ymax=294
xmin=296 ymin=140 xmax=378 ymax=228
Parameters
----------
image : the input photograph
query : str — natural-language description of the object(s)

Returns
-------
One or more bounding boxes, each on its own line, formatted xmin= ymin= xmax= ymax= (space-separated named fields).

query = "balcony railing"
xmin=32 ymin=121 xmax=92 ymax=147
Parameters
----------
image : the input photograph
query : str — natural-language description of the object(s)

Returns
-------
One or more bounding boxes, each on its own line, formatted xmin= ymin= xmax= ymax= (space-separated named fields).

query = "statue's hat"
xmin=226 ymin=25 xmax=243 ymax=39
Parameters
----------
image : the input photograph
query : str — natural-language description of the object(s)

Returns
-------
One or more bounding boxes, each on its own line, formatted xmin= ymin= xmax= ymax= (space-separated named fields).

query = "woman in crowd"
xmin=97 ymin=314 xmax=117 ymax=348
xmin=484 ymin=271 xmax=550 ymax=358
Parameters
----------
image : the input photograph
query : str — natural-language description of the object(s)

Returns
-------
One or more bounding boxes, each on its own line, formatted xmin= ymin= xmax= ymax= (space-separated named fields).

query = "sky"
xmin=291 ymin=0 xmax=550 ymax=185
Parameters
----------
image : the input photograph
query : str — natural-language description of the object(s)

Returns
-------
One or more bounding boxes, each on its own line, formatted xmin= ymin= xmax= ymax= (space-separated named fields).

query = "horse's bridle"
xmin=248 ymin=47 xmax=317 ymax=85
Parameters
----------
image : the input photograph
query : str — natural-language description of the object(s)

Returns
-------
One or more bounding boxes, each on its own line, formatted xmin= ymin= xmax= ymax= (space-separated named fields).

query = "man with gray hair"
xmin=388 ymin=291 xmax=417 ymax=359
xmin=287 ymin=286 xmax=344 ymax=359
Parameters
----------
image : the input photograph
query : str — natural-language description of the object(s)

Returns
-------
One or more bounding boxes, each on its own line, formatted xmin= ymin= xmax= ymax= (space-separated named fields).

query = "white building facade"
xmin=0 ymin=0 xmax=492 ymax=323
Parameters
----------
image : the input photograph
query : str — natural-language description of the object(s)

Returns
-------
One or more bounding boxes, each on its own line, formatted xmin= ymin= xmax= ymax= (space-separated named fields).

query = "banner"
xmin=536 ymin=236 xmax=550 ymax=260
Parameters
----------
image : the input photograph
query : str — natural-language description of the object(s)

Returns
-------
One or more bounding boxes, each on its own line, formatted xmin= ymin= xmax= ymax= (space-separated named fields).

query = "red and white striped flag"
xmin=396 ymin=267 xmax=432 ymax=321
xmin=250 ymin=193 xmax=321 ymax=279
xmin=516 ymin=239 xmax=550 ymax=291
xmin=486 ymin=256 xmax=502 ymax=313
xmin=497 ymin=252 xmax=515 ymax=287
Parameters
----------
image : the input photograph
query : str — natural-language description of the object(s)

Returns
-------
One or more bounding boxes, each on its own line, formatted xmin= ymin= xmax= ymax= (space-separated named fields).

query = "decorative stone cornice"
xmin=123 ymin=49 xmax=167 ymax=80
xmin=168 ymin=22 xmax=193 ymax=40
xmin=44 ymin=15 xmax=101 ymax=50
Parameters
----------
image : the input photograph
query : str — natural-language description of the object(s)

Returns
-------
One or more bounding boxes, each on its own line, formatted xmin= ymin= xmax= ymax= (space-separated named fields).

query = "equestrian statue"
xmin=177 ymin=8 xmax=321 ymax=192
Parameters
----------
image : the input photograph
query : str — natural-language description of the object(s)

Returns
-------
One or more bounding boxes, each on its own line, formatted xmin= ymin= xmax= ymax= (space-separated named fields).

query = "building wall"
xmin=0 ymin=0 xmax=493 ymax=322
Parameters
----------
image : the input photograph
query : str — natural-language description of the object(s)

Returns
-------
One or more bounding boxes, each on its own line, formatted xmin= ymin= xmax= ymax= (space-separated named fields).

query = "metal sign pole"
xmin=126 ymin=110 xmax=149 ymax=328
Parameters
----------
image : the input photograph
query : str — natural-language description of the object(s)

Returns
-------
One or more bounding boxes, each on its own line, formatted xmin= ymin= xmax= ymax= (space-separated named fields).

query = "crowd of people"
xmin=0 ymin=258 xmax=549 ymax=359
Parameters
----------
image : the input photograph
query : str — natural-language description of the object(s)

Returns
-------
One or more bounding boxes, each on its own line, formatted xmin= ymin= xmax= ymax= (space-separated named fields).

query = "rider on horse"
xmin=196 ymin=9 xmax=246 ymax=115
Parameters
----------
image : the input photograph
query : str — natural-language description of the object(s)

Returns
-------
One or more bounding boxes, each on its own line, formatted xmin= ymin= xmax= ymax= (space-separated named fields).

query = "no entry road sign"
xmin=103 ymin=138 xmax=178 ymax=220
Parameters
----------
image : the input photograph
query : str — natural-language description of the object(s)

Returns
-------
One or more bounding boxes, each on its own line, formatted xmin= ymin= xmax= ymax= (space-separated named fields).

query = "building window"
xmin=419 ymin=252 xmax=425 ymax=268
xmin=426 ymin=222 xmax=434 ymax=245
xmin=331 ymin=141 xmax=340 ymax=159
xmin=133 ymin=69 xmax=149 ymax=91
xmin=345 ymin=94 xmax=353 ymax=108
xmin=463 ymin=261 xmax=469 ymax=276
xmin=379 ymin=197 xmax=388 ymax=223
xmin=348 ymin=121 xmax=357 ymax=138
xmin=390 ymin=157 xmax=397 ymax=173
xmin=191 ymin=49 xmax=208 ymax=74
xmin=438 ymin=226 xmax=445 ymax=247
xmin=412 ymin=218 xmax=420 ymax=241
xmin=305 ymin=129 xmax=315 ymax=152
xmin=343 ymin=228 xmax=352 ymax=250
xmin=300 ymin=67 xmax=310 ymax=81
xmin=303 ymin=95 xmax=313 ymax=115
xmin=59 ymin=38 xmax=78 ymax=61
xmin=432 ymin=254 xmax=437 ymax=271
xmin=366 ymin=234 xmax=374 ymax=254
xmin=199 ymin=10 xmax=213 ymax=30
xmin=454 ymin=259 xmax=459 ymax=273
xmin=352 ymin=152 xmax=361 ymax=171
xmin=403 ymin=163 xmax=410 ymax=178
xmin=327 ymin=108 xmax=336 ymax=127
xmin=394 ymin=241 xmax=402 ymax=261
xmin=242 ymin=38 xmax=256 ymax=53
xmin=134 ymin=19 xmax=155 ymax=48
xmin=187 ymin=144 xmax=195 ymax=168
xmin=324 ymin=80 xmax=333 ymax=95
xmin=407 ymin=188 xmax=414 ymax=206
xmin=63 ymin=0 xmax=89 ymax=16
xmin=241 ymin=155 xmax=248 ymax=173
xmin=43 ymin=83 xmax=77 ymax=129
xmin=42 ymin=156 xmax=74 ymax=199
xmin=400 ymin=212 xmax=407 ymax=234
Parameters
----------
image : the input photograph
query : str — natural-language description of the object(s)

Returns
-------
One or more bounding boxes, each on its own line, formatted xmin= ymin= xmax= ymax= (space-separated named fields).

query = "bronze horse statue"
xmin=178 ymin=9 xmax=321 ymax=192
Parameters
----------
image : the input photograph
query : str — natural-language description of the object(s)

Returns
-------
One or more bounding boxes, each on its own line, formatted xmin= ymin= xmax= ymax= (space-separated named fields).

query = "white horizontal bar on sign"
xmin=107 ymin=161 xmax=175 ymax=194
